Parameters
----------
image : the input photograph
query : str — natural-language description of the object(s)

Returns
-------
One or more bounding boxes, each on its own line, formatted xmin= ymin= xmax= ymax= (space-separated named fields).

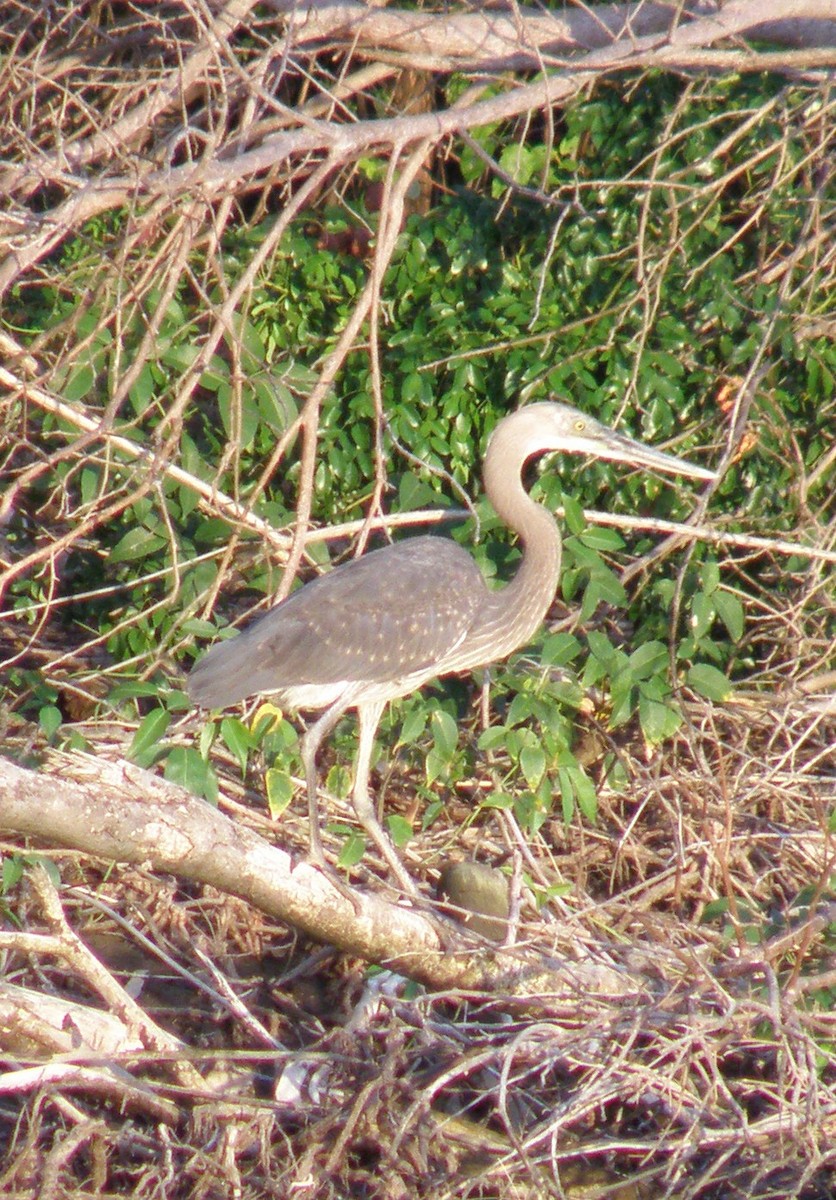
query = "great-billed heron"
xmin=189 ymin=401 xmax=715 ymax=892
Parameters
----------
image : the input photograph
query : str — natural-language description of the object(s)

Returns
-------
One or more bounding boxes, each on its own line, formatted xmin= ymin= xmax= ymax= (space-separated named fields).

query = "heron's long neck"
xmin=471 ymin=425 xmax=562 ymax=663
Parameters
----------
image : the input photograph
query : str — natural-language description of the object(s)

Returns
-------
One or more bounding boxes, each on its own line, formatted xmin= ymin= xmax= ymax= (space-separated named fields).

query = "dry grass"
xmin=1 ymin=4 xmax=834 ymax=1196
xmin=1 ymin=665 xmax=833 ymax=1199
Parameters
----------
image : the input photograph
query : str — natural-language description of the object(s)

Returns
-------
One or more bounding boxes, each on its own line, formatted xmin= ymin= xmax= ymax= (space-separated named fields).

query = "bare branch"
xmin=2 ymin=0 xmax=832 ymax=294
xmin=0 ymin=753 xmax=636 ymax=1000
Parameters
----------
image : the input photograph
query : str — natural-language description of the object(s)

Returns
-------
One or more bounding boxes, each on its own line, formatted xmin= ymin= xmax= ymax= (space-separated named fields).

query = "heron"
xmin=189 ymin=401 xmax=715 ymax=893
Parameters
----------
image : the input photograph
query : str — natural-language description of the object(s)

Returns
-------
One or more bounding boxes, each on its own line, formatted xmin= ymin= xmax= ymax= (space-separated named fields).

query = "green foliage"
xmin=336 ymin=829 xmax=367 ymax=870
xmin=475 ymin=628 xmax=598 ymax=831
xmin=426 ymin=708 xmax=465 ymax=786
xmin=387 ymin=814 xmax=414 ymax=849
xmin=164 ymin=747 xmax=218 ymax=804
xmin=220 ymin=717 xmax=255 ymax=776
xmin=700 ymin=879 xmax=836 ymax=975
xmin=266 ymin=767 xmax=294 ymax=818
xmin=128 ymin=708 xmax=171 ymax=767
xmin=680 ymin=559 xmax=746 ymax=668
xmin=560 ymin=516 xmax=628 ymax=619
xmin=38 ymin=704 xmax=63 ymax=743
xmin=0 ymin=854 xmax=61 ymax=926
xmin=249 ymin=704 xmax=302 ymax=820
xmin=125 ymin=701 xmax=219 ymax=803
xmin=6 ymin=69 xmax=830 ymax=853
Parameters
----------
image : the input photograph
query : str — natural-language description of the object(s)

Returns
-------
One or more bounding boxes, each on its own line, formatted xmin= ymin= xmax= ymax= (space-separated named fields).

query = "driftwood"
xmin=0 ymin=752 xmax=635 ymax=1000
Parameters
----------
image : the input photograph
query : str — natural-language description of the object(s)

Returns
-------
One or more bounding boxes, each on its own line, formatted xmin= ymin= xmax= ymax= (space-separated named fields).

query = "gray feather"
xmin=188 ymin=537 xmax=486 ymax=709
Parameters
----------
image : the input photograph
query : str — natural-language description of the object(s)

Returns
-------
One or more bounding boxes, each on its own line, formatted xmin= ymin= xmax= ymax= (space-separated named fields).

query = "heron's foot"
xmin=360 ymin=824 xmax=422 ymax=900
xmin=311 ymin=854 xmax=359 ymax=907
xmin=309 ymin=799 xmax=421 ymax=904
xmin=380 ymin=847 xmax=422 ymax=900
xmin=326 ymin=868 xmax=365 ymax=914
xmin=317 ymin=850 xmax=424 ymax=911
xmin=350 ymin=792 xmax=422 ymax=900
xmin=306 ymin=809 xmax=364 ymax=911
xmin=307 ymin=844 xmax=364 ymax=913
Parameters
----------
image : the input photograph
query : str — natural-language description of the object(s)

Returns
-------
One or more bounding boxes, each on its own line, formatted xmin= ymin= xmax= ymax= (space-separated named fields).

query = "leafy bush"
xmin=3 ymin=70 xmax=832 ymax=863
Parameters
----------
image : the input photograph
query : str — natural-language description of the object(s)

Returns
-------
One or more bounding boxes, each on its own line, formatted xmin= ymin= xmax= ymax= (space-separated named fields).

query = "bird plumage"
xmin=188 ymin=400 xmax=715 ymax=894
xmin=188 ymin=537 xmax=485 ymax=709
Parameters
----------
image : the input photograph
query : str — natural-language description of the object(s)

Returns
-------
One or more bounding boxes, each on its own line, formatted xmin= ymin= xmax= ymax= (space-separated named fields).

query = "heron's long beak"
xmin=595 ymin=428 xmax=717 ymax=481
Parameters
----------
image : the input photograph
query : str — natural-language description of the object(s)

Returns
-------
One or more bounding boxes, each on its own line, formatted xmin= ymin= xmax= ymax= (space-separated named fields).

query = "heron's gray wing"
xmin=188 ymin=537 xmax=487 ymax=708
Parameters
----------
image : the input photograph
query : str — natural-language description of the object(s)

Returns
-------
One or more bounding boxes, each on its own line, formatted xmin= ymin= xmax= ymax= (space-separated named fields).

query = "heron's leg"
xmin=353 ymin=701 xmax=419 ymax=896
xmin=300 ymin=700 xmax=351 ymax=874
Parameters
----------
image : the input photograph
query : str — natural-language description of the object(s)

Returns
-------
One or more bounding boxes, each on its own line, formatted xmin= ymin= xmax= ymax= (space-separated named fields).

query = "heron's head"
xmin=493 ymin=399 xmax=716 ymax=482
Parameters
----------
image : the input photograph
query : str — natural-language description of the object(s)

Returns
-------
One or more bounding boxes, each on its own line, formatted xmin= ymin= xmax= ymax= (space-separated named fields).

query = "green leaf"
xmin=628 ymin=640 xmax=668 ymax=681
xmin=580 ymin=526 xmax=625 ymax=552
xmin=687 ymin=663 xmax=732 ymax=701
xmin=399 ymin=707 xmax=428 ymax=745
xmin=541 ymin=632 xmax=582 ymax=667
xmin=2 ymin=856 xmax=25 ymax=892
xmin=578 ymin=583 xmax=601 ymax=624
xmin=255 ymin=378 xmax=297 ymax=433
xmin=229 ymin=314 xmax=268 ymax=366
xmin=609 ymin=677 xmax=636 ymax=727
xmin=325 ymin=764 xmax=350 ymax=798
xmin=579 ymin=570 xmax=626 ymax=619
xmin=425 ymin=747 xmax=448 ymax=786
xmin=129 ymin=362 xmax=156 ymax=412
xmin=387 ymin=814 xmax=413 ymax=848
xmin=561 ymin=566 xmax=582 ymax=602
xmin=507 ymin=693 xmax=535 ymax=728
xmin=479 ymin=791 xmax=514 ymax=810
xmin=690 ymin=591 xmax=715 ymax=639
xmin=573 ymin=767 xmax=598 ymax=822
xmin=39 ymin=705 xmax=62 ymax=741
xmin=129 ymin=708 xmax=171 ymax=766
xmin=557 ymin=768 xmax=575 ymax=823
xmin=250 ymin=703 xmax=286 ymax=739
xmin=638 ymin=693 xmax=682 ymax=744
xmin=511 ymin=791 xmax=539 ymax=835
xmin=586 ymin=630 xmax=619 ymax=672
xmin=638 ymin=675 xmax=671 ymax=702
xmin=63 ymin=363 xmax=95 ymax=402
xmin=431 ymin=709 xmax=459 ymax=759
xmin=110 ymin=526 xmax=167 ymax=564
xmin=520 ymin=744 xmax=546 ymax=790
xmin=532 ymin=880 xmax=574 ymax=905
xmin=159 ymin=340 xmax=200 ymax=373
xmin=478 ymin=725 xmax=509 ymax=751
xmin=266 ymin=768 xmax=294 ymax=817
xmin=198 ymin=720 xmax=216 ymax=758
xmin=164 ymin=747 xmax=217 ymax=802
xmin=555 ymin=752 xmax=598 ymax=823
xmin=565 ymin=538 xmax=606 ymax=571
xmin=561 ymin=490 xmax=586 ymax=535
xmin=217 ymin=386 xmax=260 ymax=450
xmin=220 ymin=717 xmax=253 ymax=775
xmin=700 ymin=560 xmax=721 ymax=595
xmin=498 ymin=142 xmax=536 ymax=186
xmin=337 ymin=832 xmax=366 ymax=869
xmin=548 ymin=675 xmax=585 ymax=709
xmin=26 ymin=854 xmax=62 ymax=887
xmin=80 ymin=468 xmax=99 ymax=506
xmin=715 ymin=591 xmax=745 ymax=642
xmin=701 ymin=897 xmax=731 ymax=922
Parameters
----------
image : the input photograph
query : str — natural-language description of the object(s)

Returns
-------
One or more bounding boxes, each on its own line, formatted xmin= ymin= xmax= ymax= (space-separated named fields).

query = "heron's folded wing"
xmin=188 ymin=537 xmax=486 ymax=708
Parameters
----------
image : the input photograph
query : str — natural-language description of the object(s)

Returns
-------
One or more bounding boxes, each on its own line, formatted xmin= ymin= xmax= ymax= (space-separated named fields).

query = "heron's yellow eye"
xmin=574 ymin=419 xmax=586 ymax=432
